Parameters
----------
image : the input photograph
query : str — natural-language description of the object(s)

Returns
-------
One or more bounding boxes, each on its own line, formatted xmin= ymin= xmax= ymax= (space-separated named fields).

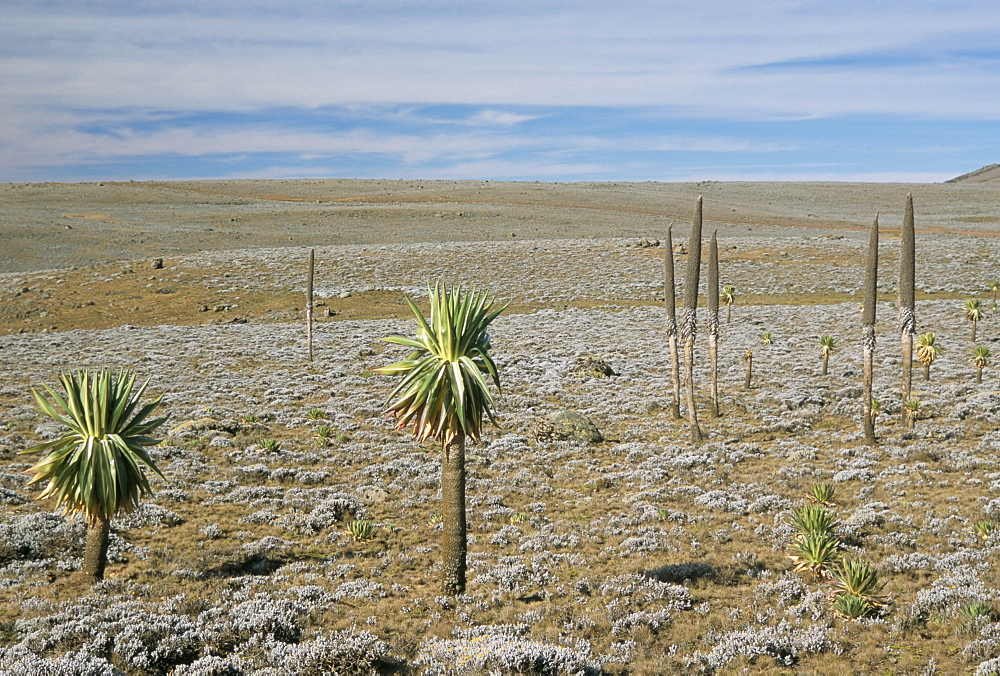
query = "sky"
xmin=2 ymin=1 xmax=999 ymax=183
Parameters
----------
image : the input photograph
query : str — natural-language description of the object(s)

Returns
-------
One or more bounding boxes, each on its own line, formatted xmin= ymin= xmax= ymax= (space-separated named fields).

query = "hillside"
xmin=946 ymin=163 xmax=1000 ymax=183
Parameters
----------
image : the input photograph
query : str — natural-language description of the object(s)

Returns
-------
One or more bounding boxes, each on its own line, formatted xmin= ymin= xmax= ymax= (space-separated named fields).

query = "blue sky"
xmin=2 ymin=1 xmax=999 ymax=183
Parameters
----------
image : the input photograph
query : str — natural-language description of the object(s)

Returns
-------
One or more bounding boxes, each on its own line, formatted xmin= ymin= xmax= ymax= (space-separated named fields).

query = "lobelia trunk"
xmin=744 ymin=350 xmax=753 ymax=390
xmin=862 ymin=214 xmax=879 ymax=445
xmin=822 ymin=354 xmax=829 ymax=376
xmin=899 ymin=193 xmax=916 ymax=403
xmin=664 ymin=224 xmax=681 ymax=419
xmin=707 ymin=230 xmax=720 ymax=418
xmin=440 ymin=436 xmax=467 ymax=594
xmin=682 ymin=197 xmax=704 ymax=442
xmin=83 ymin=515 xmax=111 ymax=584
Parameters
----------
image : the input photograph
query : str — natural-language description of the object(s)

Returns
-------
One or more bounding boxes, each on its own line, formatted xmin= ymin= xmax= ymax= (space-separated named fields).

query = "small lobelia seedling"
xmin=829 ymin=559 xmax=887 ymax=608
xmin=973 ymin=520 xmax=999 ymax=541
xmin=314 ymin=425 xmax=333 ymax=445
xmin=869 ymin=398 xmax=883 ymax=424
xmin=348 ymin=519 xmax=378 ymax=541
xmin=789 ymin=504 xmax=839 ymax=538
xmin=786 ymin=532 xmax=840 ymax=577
xmin=805 ymin=482 xmax=836 ymax=507
xmin=832 ymin=593 xmax=873 ymax=620
xmin=960 ymin=601 xmax=997 ymax=622
xmin=258 ymin=438 xmax=281 ymax=453
xmin=306 ymin=407 xmax=326 ymax=420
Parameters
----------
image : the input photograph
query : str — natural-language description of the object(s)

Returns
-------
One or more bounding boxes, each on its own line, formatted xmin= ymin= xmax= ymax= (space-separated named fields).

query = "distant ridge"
xmin=946 ymin=164 xmax=1000 ymax=183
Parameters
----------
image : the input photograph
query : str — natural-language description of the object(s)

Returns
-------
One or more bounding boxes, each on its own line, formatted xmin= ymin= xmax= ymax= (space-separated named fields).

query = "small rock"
xmin=360 ymin=487 xmax=389 ymax=504
xmin=168 ymin=417 xmax=239 ymax=438
xmin=339 ymin=291 xmax=352 ymax=299
xmin=150 ymin=258 xmax=164 ymax=269
xmin=569 ymin=356 xmax=616 ymax=380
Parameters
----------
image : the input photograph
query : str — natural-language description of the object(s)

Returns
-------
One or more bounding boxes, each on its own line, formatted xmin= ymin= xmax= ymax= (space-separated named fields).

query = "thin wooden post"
xmin=306 ymin=248 xmax=315 ymax=362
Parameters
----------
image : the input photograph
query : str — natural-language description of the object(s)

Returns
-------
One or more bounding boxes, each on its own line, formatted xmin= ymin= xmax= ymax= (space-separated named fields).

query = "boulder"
xmin=546 ymin=411 xmax=603 ymax=444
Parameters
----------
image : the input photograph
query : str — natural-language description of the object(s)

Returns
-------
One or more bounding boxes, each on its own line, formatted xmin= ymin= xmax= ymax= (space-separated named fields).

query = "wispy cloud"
xmin=2 ymin=1 xmax=999 ymax=181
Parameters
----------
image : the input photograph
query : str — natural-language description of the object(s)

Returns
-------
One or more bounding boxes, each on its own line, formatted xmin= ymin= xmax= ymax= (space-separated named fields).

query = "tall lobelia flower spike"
xmin=707 ymin=228 xmax=720 ymax=418
xmin=899 ymin=193 xmax=916 ymax=403
xmin=664 ymin=223 xmax=682 ymax=419
xmin=863 ymin=214 xmax=880 ymax=445
xmin=681 ymin=197 xmax=704 ymax=442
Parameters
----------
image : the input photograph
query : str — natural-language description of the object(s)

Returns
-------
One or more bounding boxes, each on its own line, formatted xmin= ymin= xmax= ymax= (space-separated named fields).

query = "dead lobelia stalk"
xmin=707 ymin=229 xmax=720 ymax=418
xmin=744 ymin=349 xmax=753 ymax=390
xmin=681 ymin=197 xmax=704 ymax=442
xmin=306 ymin=248 xmax=315 ymax=362
xmin=863 ymin=214 xmax=879 ymax=445
xmin=664 ymin=223 xmax=682 ymax=418
xmin=899 ymin=193 xmax=916 ymax=403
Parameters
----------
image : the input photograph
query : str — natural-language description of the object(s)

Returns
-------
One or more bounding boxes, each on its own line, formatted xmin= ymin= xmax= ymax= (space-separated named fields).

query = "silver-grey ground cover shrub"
xmin=414 ymin=624 xmax=601 ymax=675
xmin=687 ymin=619 xmax=836 ymax=672
xmin=260 ymin=628 xmax=400 ymax=675
xmin=172 ymin=654 xmax=252 ymax=675
xmin=0 ymin=643 xmax=124 ymax=675
xmin=0 ymin=511 xmax=84 ymax=562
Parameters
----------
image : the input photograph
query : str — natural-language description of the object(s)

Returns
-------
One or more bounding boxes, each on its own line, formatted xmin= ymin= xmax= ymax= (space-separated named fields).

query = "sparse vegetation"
xmin=4 ymin=180 xmax=1000 ymax=674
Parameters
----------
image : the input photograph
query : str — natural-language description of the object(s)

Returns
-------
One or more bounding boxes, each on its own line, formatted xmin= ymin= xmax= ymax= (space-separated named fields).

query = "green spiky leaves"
xmin=20 ymin=368 xmax=167 ymax=524
xmin=375 ymin=283 xmax=505 ymax=445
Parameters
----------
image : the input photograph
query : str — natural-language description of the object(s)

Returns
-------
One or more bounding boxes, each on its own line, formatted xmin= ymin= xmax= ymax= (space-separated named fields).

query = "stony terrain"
xmin=2 ymin=180 xmax=1000 ymax=674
